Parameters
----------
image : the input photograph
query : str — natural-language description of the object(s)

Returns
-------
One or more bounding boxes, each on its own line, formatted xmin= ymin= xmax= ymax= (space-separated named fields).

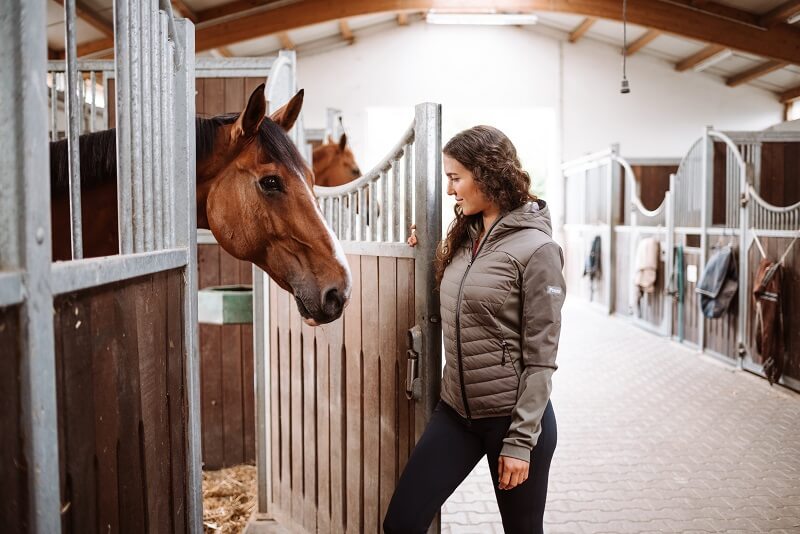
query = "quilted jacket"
xmin=439 ymin=199 xmax=566 ymax=461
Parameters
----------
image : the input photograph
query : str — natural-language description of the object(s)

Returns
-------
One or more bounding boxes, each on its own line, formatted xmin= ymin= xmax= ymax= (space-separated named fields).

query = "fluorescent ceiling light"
xmin=692 ymin=49 xmax=733 ymax=72
xmin=425 ymin=12 xmax=538 ymax=25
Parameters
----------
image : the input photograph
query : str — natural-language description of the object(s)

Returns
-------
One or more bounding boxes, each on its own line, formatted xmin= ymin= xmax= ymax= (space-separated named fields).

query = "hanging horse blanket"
xmin=583 ymin=235 xmax=602 ymax=300
xmin=753 ymin=259 xmax=784 ymax=385
xmin=634 ymin=237 xmax=659 ymax=295
xmin=695 ymin=245 xmax=738 ymax=319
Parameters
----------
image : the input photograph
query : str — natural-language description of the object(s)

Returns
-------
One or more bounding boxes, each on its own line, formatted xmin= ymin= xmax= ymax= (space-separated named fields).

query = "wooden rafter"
xmin=190 ymin=0 xmax=800 ymax=64
xmin=171 ymin=0 xmax=199 ymax=23
xmin=779 ymin=84 xmax=800 ymax=103
xmin=215 ymin=46 xmax=234 ymax=57
xmin=278 ymin=32 xmax=295 ymax=50
xmin=397 ymin=12 xmax=409 ymax=25
xmin=626 ymin=29 xmax=661 ymax=56
xmin=761 ymin=1 xmax=800 ymax=27
xmin=53 ymin=0 xmax=114 ymax=38
xmin=664 ymin=0 xmax=761 ymax=27
xmin=675 ymin=44 xmax=727 ymax=71
xmin=339 ymin=20 xmax=355 ymax=45
xmin=726 ymin=60 xmax=787 ymax=87
xmin=568 ymin=17 xmax=596 ymax=43
xmin=196 ymin=0 xmax=287 ymax=23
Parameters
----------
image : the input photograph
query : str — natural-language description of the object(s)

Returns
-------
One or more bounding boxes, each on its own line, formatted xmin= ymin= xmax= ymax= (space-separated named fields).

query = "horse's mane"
xmin=50 ymin=113 xmax=307 ymax=196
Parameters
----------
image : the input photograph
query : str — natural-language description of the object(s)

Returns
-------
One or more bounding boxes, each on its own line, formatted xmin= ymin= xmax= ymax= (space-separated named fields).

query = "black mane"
xmin=50 ymin=114 xmax=307 ymax=196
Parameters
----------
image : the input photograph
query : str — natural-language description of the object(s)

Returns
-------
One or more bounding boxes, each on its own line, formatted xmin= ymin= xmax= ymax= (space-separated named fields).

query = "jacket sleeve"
xmin=500 ymin=241 xmax=566 ymax=461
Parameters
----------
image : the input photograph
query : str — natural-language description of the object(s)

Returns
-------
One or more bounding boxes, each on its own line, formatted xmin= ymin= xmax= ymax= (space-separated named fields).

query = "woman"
xmin=383 ymin=125 xmax=565 ymax=534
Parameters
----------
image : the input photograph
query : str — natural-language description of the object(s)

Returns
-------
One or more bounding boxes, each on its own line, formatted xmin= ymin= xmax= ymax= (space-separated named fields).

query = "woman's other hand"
xmin=497 ymin=455 xmax=529 ymax=490
xmin=407 ymin=224 xmax=417 ymax=247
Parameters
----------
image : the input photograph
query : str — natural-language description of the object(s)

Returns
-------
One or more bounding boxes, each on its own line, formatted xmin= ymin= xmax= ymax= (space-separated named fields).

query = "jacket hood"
xmin=470 ymin=199 xmax=552 ymax=244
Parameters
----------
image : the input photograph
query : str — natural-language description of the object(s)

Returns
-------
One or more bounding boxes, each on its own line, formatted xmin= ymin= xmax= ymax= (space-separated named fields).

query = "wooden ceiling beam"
xmin=662 ymin=0 xmax=761 ymax=27
xmin=196 ymin=0 xmax=287 ymax=23
xmin=339 ymin=20 xmax=355 ymax=45
xmin=726 ymin=60 xmax=787 ymax=87
xmin=171 ymin=0 xmax=199 ymax=23
xmin=761 ymin=1 xmax=800 ymax=27
xmin=397 ymin=12 xmax=409 ymax=25
xmin=674 ymin=44 xmax=727 ymax=71
xmin=215 ymin=46 xmax=234 ymax=57
xmin=626 ymin=29 xmax=661 ymax=56
xmin=192 ymin=0 xmax=800 ymax=64
xmin=53 ymin=0 xmax=114 ymax=38
xmin=778 ymin=83 xmax=800 ymax=103
xmin=278 ymin=32 xmax=295 ymax=50
xmin=568 ymin=17 xmax=596 ymax=43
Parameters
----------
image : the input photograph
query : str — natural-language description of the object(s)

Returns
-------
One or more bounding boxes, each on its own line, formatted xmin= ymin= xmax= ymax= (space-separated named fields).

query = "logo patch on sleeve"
xmin=546 ymin=285 xmax=563 ymax=296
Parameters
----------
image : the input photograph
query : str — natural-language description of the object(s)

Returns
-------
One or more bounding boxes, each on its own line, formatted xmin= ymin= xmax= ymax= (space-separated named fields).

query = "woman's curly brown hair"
xmin=434 ymin=125 xmax=537 ymax=286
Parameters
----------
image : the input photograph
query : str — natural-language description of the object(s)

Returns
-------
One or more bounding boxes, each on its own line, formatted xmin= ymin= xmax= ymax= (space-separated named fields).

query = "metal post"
xmin=606 ymin=145 xmax=620 ymax=314
xmin=141 ymin=0 xmax=154 ymax=251
xmin=699 ymin=127 xmax=713 ymax=351
xmin=0 ymin=1 xmax=61 ymax=531
xmin=114 ymin=0 xmax=134 ymax=254
xmin=171 ymin=18 xmax=201 ymax=533
xmin=65 ymin=0 xmax=84 ymax=259
xmin=153 ymin=5 xmax=164 ymax=250
xmin=403 ymin=142 xmax=413 ymax=242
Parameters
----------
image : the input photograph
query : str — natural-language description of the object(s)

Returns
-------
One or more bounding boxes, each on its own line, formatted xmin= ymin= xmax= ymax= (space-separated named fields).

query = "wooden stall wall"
xmin=564 ymin=230 xmax=606 ymax=308
xmin=53 ymin=270 xmax=188 ymax=534
xmin=195 ymin=75 xmax=263 ymax=469
xmin=745 ymin=237 xmax=800 ymax=383
xmin=672 ymin=245 xmax=701 ymax=347
xmin=703 ymin=236 xmax=739 ymax=363
xmin=0 ymin=306 xmax=26 ymax=533
xmin=269 ymin=254 xmax=417 ymax=534
xmin=759 ymin=143 xmax=800 ymax=207
xmin=630 ymin=164 xmax=677 ymax=213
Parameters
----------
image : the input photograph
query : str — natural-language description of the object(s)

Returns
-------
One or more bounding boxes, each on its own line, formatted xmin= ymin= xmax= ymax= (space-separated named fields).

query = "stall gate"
xmin=256 ymin=104 xmax=443 ymax=533
xmin=562 ymin=128 xmax=800 ymax=392
xmin=1 ymin=2 xmax=200 ymax=533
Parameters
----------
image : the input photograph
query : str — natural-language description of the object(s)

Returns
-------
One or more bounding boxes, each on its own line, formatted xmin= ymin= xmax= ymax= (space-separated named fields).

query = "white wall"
xmin=297 ymin=21 xmax=782 ymax=225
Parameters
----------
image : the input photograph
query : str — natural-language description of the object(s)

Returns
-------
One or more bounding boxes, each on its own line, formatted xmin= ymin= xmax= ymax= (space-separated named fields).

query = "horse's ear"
xmin=325 ymin=134 xmax=335 ymax=145
xmin=338 ymin=133 xmax=348 ymax=152
xmin=236 ymin=83 xmax=267 ymax=138
xmin=269 ymin=89 xmax=304 ymax=132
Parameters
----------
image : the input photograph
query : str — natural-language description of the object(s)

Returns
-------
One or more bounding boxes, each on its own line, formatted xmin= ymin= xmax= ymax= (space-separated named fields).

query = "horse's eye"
xmin=258 ymin=175 xmax=283 ymax=194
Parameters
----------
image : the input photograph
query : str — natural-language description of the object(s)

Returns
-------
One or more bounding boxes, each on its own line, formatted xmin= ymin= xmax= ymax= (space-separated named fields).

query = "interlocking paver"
xmin=441 ymin=299 xmax=800 ymax=532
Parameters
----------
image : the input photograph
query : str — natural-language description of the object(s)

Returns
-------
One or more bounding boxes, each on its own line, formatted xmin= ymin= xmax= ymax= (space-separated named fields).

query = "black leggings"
xmin=383 ymin=399 xmax=557 ymax=534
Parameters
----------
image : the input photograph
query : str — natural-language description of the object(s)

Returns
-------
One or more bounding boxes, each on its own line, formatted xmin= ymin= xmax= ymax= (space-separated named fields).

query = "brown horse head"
xmin=312 ymin=133 xmax=362 ymax=187
xmin=196 ymin=86 xmax=351 ymax=325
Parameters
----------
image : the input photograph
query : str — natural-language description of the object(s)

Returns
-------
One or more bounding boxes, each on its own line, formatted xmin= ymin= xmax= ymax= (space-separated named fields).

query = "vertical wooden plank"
xmin=327 ymin=311 xmax=346 ymax=533
xmin=166 ymin=270 xmax=187 ymax=533
xmin=344 ymin=255 xmax=363 ymax=534
xmin=315 ymin=323 xmax=331 ymax=533
xmin=198 ymin=244 xmax=224 ymax=468
xmin=220 ymin=249 xmax=245 ymax=466
xmin=90 ymin=290 xmax=121 ymax=534
xmin=136 ymin=272 xmax=171 ymax=533
xmin=361 ymin=256 xmax=380 ymax=533
xmin=269 ymin=280 xmax=281 ymax=505
xmin=115 ymin=280 xmax=147 ymax=534
xmin=58 ymin=296 xmax=97 ymax=534
xmin=290 ymin=298 xmax=303 ymax=521
xmin=202 ymin=77 xmax=225 ymax=117
xmin=302 ymin=321 xmax=317 ymax=532
xmin=223 ymin=77 xmax=245 ymax=114
xmin=378 ymin=257 xmax=398 ymax=527
xmin=396 ymin=259 xmax=412 ymax=474
xmin=0 ymin=308 xmax=26 ymax=533
xmin=278 ymin=287 xmax=292 ymax=511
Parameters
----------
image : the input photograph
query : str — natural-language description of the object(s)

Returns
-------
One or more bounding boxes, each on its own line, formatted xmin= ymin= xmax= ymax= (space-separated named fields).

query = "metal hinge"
xmin=405 ymin=325 xmax=422 ymax=400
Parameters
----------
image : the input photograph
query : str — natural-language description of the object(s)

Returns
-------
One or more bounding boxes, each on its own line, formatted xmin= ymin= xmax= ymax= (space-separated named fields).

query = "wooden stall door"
xmin=268 ymin=253 xmax=422 ymax=534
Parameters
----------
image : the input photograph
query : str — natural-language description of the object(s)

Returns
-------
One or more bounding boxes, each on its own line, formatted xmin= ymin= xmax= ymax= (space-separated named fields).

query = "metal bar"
xmin=49 ymin=74 xmax=56 ymax=141
xmin=0 ymin=1 xmax=61 ymax=530
xmin=172 ymin=19 xmax=201 ymax=532
xmin=253 ymin=267 xmax=271 ymax=513
xmin=403 ymin=143 xmax=413 ymax=242
xmin=160 ymin=12 xmax=170 ymax=247
xmin=102 ymin=71 xmax=109 ymax=130
xmin=0 ymin=272 xmax=24 ymax=308
xmin=380 ymin=170 xmax=389 ymax=242
xmin=50 ymin=248 xmax=189 ymax=296
xmin=368 ymin=180 xmax=377 ymax=241
xmin=131 ymin=0 xmax=144 ymax=252
xmin=65 ymin=0 xmax=84 ymax=259
xmin=141 ymin=0 xmax=154 ymax=251
xmin=392 ymin=158 xmax=401 ymax=242
xmin=90 ymin=71 xmax=96 ymax=132
xmin=153 ymin=5 xmax=164 ymax=250
xmin=166 ymin=41 xmax=176 ymax=247
xmin=348 ymin=191 xmax=356 ymax=240
xmin=114 ymin=0 xmax=133 ymax=254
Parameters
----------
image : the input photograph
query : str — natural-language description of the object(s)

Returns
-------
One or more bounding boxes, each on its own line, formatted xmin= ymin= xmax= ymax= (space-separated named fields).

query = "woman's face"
xmin=444 ymin=154 xmax=496 ymax=216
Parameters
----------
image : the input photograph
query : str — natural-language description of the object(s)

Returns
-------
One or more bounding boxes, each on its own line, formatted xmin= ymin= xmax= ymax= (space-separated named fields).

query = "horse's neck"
xmin=312 ymin=146 xmax=339 ymax=186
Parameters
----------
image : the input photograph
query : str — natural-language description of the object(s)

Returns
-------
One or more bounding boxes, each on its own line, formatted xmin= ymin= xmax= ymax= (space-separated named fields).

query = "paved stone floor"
xmin=442 ymin=299 xmax=800 ymax=533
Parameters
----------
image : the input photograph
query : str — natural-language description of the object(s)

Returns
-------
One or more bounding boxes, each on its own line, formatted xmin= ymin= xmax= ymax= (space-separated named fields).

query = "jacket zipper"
xmin=454 ymin=215 xmax=505 ymax=423
xmin=500 ymin=340 xmax=509 ymax=366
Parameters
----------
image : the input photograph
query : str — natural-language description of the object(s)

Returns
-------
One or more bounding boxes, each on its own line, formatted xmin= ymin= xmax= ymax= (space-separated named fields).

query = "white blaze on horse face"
xmin=298 ymin=173 xmax=353 ymax=300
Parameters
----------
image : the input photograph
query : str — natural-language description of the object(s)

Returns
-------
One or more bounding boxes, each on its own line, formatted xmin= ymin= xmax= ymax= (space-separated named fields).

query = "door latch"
xmin=406 ymin=325 xmax=423 ymax=400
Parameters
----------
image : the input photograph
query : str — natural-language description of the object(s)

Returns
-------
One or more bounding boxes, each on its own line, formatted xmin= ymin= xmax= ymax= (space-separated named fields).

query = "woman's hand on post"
xmin=497 ymin=455 xmax=529 ymax=490
xmin=407 ymin=224 xmax=417 ymax=247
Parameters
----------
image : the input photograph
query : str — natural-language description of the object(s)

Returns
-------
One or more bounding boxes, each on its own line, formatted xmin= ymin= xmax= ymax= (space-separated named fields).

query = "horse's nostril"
xmin=323 ymin=287 xmax=344 ymax=316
